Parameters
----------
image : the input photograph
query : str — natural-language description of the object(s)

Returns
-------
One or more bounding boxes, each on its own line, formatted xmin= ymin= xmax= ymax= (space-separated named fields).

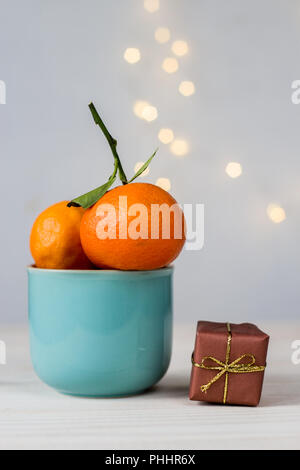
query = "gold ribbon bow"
xmin=191 ymin=322 xmax=266 ymax=404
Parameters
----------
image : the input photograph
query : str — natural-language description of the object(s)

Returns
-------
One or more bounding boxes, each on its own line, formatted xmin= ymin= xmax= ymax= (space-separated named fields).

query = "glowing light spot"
xmin=155 ymin=27 xmax=171 ymax=44
xmin=144 ymin=0 xmax=159 ymax=13
xmin=133 ymin=101 xmax=158 ymax=122
xmin=162 ymin=57 xmax=179 ymax=74
xmin=172 ymin=40 xmax=189 ymax=57
xmin=124 ymin=48 xmax=141 ymax=64
xmin=179 ymin=80 xmax=195 ymax=97
xmin=267 ymin=204 xmax=286 ymax=224
xmin=170 ymin=139 xmax=189 ymax=157
xmin=133 ymin=101 xmax=150 ymax=119
xmin=156 ymin=177 xmax=171 ymax=192
xmin=158 ymin=128 xmax=174 ymax=144
xmin=134 ymin=161 xmax=150 ymax=177
xmin=142 ymin=105 xmax=158 ymax=122
xmin=225 ymin=162 xmax=242 ymax=178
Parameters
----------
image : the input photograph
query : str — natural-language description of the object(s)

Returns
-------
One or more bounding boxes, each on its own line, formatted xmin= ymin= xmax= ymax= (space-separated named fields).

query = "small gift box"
xmin=189 ymin=321 xmax=269 ymax=406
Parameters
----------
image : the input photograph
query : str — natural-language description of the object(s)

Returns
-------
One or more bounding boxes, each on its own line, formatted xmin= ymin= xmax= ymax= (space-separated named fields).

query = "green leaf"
xmin=67 ymin=175 xmax=116 ymax=209
xmin=68 ymin=157 xmax=118 ymax=209
xmin=128 ymin=149 xmax=158 ymax=183
xmin=67 ymin=103 xmax=158 ymax=210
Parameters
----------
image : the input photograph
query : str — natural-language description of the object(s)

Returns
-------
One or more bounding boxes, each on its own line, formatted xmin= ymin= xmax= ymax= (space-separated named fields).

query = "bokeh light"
xmin=179 ymin=81 xmax=195 ymax=97
xmin=133 ymin=101 xmax=150 ymax=119
xmin=267 ymin=204 xmax=286 ymax=224
xmin=134 ymin=161 xmax=150 ymax=177
xmin=172 ymin=40 xmax=189 ymax=57
xmin=156 ymin=177 xmax=171 ymax=191
xmin=124 ymin=48 xmax=141 ymax=64
xmin=142 ymin=105 xmax=158 ymax=122
xmin=170 ymin=139 xmax=189 ymax=157
xmin=144 ymin=0 xmax=159 ymax=13
xmin=162 ymin=57 xmax=179 ymax=74
xmin=158 ymin=128 xmax=174 ymax=144
xmin=225 ymin=162 xmax=242 ymax=178
xmin=155 ymin=27 xmax=171 ymax=44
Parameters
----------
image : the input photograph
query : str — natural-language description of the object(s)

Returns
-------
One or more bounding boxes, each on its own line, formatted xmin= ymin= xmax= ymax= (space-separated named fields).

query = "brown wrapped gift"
xmin=189 ymin=321 xmax=269 ymax=406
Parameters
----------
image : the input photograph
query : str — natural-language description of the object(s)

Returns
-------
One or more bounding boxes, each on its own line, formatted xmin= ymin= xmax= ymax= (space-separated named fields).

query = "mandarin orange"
xmin=30 ymin=201 xmax=92 ymax=269
xmin=80 ymin=183 xmax=185 ymax=271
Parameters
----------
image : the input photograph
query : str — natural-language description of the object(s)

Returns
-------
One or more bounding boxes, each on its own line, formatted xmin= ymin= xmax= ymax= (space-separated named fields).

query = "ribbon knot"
xmin=192 ymin=323 xmax=266 ymax=404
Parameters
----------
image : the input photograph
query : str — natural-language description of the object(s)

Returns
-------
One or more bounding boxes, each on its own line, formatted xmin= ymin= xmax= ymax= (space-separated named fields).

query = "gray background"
xmin=0 ymin=0 xmax=300 ymax=323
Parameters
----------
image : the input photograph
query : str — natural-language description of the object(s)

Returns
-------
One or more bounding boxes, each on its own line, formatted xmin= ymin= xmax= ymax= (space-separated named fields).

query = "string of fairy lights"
xmin=124 ymin=0 xmax=286 ymax=225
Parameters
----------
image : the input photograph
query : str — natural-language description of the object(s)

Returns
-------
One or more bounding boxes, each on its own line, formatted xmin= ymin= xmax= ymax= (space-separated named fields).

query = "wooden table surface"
xmin=0 ymin=322 xmax=299 ymax=450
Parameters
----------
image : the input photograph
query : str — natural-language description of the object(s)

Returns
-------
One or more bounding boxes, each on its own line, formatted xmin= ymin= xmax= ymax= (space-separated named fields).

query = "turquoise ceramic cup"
xmin=28 ymin=267 xmax=173 ymax=397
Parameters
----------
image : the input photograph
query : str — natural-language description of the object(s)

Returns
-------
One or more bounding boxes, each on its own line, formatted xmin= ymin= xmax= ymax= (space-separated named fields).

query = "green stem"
xmin=111 ymin=156 xmax=118 ymax=180
xmin=89 ymin=103 xmax=128 ymax=184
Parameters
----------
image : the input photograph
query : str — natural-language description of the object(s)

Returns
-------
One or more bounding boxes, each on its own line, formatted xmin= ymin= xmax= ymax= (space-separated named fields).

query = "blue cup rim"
xmin=27 ymin=265 xmax=174 ymax=279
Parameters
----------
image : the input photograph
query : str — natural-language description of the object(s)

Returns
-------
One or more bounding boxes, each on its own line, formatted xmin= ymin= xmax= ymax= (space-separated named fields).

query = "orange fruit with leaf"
xmin=68 ymin=103 xmax=186 ymax=271
xmin=30 ymin=103 xmax=185 ymax=270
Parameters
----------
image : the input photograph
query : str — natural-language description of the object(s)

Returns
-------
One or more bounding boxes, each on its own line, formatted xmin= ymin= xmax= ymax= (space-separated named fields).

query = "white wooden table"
xmin=0 ymin=322 xmax=299 ymax=450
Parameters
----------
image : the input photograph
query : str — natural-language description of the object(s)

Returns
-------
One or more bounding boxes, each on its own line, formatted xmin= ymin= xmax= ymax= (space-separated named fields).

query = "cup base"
xmin=60 ymin=389 xmax=149 ymax=399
